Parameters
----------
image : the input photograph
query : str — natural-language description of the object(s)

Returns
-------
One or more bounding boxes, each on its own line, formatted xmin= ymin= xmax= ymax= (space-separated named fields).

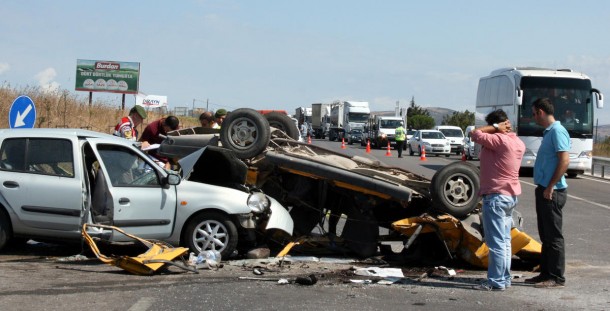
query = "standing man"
xmin=471 ymin=109 xmax=525 ymax=291
xmin=394 ymin=123 xmax=406 ymax=158
xmin=199 ymin=111 xmax=216 ymax=128
xmin=213 ymin=109 xmax=228 ymax=129
xmin=526 ymin=97 xmax=570 ymax=289
xmin=114 ymin=105 xmax=147 ymax=141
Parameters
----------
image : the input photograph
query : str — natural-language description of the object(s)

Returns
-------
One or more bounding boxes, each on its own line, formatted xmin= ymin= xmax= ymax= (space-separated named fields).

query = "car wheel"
xmin=0 ymin=210 xmax=11 ymax=251
xmin=220 ymin=108 xmax=271 ymax=159
xmin=183 ymin=211 xmax=238 ymax=259
xmin=264 ymin=112 xmax=299 ymax=140
xmin=408 ymin=145 xmax=414 ymax=156
xmin=445 ymin=154 xmax=450 ymax=157
xmin=566 ymin=172 xmax=578 ymax=178
xmin=430 ymin=162 xmax=480 ymax=218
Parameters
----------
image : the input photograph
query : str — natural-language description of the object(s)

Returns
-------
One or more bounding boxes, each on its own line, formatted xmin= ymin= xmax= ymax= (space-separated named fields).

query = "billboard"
xmin=136 ymin=94 xmax=168 ymax=108
xmin=75 ymin=59 xmax=140 ymax=94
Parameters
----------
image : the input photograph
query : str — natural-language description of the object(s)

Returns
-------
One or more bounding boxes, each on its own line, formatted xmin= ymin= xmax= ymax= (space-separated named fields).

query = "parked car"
xmin=463 ymin=125 xmax=479 ymax=160
xmin=0 ymin=129 xmax=293 ymax=258
xmin=406 ymin=129 xmax=416 ymax=141
xmin=434 ymin=125 xmax=465 ymax=155
xmin=347 ymin=129 xmax=364 ymax=145
xmin=408 ymin=129 xmax=451 ymax=157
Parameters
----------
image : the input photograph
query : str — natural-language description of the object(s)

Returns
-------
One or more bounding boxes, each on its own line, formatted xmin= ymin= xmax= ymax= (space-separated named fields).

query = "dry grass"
xmin=0 ymin=84 xmax=200 ymax=133
xmin=594 ymin=140 xmax=610 ymax=158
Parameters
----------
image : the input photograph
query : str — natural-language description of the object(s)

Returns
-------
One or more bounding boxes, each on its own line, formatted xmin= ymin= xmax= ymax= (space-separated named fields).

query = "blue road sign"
xmin=9 ymin=95 xmax=37 ymax=129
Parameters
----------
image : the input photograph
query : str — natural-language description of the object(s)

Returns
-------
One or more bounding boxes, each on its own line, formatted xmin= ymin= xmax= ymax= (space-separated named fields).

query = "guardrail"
xmin=591 ymin=156 xmax=610 ymax=179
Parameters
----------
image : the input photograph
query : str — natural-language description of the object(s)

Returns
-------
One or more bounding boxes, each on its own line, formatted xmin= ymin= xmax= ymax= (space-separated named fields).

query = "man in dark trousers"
xmin=394 ymin=123 xmax=406 ymax=158
xmin=526 ymin=98 xmax=570 ymax=289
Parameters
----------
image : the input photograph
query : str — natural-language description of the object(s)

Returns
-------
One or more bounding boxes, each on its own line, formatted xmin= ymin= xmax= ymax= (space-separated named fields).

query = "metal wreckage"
xmin=158 ymin=108 xmax=541 ymax=268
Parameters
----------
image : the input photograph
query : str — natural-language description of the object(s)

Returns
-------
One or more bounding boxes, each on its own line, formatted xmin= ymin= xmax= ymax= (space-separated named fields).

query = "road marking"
xmin=580 ymin=175 xmax=610 ymax=184
xmin=521 ymin=180 xmax=610 ymax=211
xmin=128 ymin=297 xmax=156 ymax=311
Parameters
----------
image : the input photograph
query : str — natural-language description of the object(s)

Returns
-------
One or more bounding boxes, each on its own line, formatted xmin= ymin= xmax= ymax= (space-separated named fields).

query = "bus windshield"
xmin=517 ymin=77 xmax=593 ymax=138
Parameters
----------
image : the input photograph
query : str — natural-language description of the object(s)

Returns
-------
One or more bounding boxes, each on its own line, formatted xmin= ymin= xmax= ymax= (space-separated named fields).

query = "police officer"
xmin=395 ymin=123 xmax=406 ymax=158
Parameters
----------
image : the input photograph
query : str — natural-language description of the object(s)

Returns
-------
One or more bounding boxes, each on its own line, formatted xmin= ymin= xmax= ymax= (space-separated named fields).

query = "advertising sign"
xmin=75 ymin=59 xmax=140 ymax=94
xmin=135 ymin=94 xmax=168 ymax=108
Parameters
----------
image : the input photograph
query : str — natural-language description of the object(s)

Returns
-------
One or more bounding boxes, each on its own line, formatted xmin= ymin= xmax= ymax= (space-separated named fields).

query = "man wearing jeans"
xmin=527 ymin=98 xmax=570 ymax=289
xmin=471 ymin=109 xmax=525 ymax=291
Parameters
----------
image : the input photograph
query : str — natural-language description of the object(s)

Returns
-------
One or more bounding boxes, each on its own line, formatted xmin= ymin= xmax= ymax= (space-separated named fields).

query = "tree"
xmin=441 ymin=110 xmax=475 ymax=131
xmin=407 ymin=97 xmax=430 ymax=118
xmin=409 ymin=115 xmax=435 ymax=130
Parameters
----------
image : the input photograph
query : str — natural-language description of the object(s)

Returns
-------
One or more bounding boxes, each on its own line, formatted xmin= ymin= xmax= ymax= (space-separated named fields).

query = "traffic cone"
xmin=461 ymin=148 xmax=466 ymax=161
xmin=385 ymin=142 xmax=392 ymax=157
xmin=420 ymin=145 xmax=427 ymax=161
xmin=308 ymin=135 xmax=312 ymax=144
xmin=366 ymin=140 xmax=371 ymax=153
xmin=341 ymin=138 xmax=346 ymax=149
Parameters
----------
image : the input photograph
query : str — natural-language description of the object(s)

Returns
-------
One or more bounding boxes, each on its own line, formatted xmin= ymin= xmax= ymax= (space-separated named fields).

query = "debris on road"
xmin=82 ymin=224 xmax=197 ymax=275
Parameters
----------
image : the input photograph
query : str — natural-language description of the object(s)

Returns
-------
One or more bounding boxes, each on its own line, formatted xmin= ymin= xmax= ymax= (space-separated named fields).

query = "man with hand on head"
xmin=471 ymin=109 xmax=525 ymax=291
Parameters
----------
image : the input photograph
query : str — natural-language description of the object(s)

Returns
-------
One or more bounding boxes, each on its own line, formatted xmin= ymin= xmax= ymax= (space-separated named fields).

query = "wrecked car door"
xmin=0 ymin=137 xmax=84 ymax=233
xmin=93 ymin=143 xmax=176 ymax=239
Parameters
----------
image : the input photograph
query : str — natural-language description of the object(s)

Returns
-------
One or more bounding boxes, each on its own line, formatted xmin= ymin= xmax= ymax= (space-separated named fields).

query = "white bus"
xmin=475 ymin=67 xmax=604 ymax=177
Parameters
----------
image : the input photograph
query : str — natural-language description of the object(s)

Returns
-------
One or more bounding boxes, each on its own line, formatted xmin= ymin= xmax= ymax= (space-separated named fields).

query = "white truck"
xmin=328 ymin=101 xmax=371 ymax=141
xmin=311 ymin=103 xmax=331 ymax=139
xmin=294 ymin=107 xmax=312 ymax=134
xmin=365 ymin=115 xmax=405 ymax=148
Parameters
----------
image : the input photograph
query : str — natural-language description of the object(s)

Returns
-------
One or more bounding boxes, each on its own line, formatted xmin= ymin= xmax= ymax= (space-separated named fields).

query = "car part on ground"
xmin=82 ymin=223 xmax=197 ymax=275
xmin=391 ymin=213 xmax=541 ymax=268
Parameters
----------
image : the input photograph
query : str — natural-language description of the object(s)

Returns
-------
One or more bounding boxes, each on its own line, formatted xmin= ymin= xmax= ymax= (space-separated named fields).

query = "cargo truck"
xmin=328 ymin=101 xmax=371 ymax=141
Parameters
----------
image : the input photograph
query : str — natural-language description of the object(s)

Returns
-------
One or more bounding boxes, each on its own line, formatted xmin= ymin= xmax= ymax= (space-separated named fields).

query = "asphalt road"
xmin=0 ymin=138 xmax=608 ymax=311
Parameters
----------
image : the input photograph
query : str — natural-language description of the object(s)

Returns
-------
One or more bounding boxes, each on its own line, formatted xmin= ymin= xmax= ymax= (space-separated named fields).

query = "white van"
xmin=434 ymin=125 xmax=464 ymax=155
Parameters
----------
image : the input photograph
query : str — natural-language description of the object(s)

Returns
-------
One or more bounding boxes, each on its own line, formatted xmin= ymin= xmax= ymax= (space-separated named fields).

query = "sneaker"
xmin=534 ymin=280 xmax=565 ymax=289
xmin=474 ymin=282 xmax=505 ymax=291
xmin=524 ymin=275 xmax=546 ymax=284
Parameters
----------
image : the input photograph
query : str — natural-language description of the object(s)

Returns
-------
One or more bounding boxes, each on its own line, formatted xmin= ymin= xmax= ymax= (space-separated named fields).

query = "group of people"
xmin=472 ymin=97 xmax=569 ymax=291
xmin=198 ymin=109 xmax=227 ymax=128
xmin=113 ymin=105 xmax=230 ymax=168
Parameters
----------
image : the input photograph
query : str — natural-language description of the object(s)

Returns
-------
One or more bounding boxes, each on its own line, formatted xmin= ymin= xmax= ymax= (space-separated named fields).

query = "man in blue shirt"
xmin=527 ymin=98 xmax=570 ymax=289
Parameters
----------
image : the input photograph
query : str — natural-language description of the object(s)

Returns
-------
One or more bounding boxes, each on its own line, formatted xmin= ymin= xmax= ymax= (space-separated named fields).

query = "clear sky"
xmin=1 ymin=0 xmax=610 ymax=124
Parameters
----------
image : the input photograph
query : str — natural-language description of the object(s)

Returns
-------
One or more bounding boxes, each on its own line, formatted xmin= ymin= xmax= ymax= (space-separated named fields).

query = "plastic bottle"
xmin=204 ymin=250 xmax=222 ymax=269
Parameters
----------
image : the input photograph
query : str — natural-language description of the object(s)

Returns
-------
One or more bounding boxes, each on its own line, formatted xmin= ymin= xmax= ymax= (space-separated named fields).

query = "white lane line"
xmin=580 ymin=175 xmax=610 ymax=184
xmin=128 ymin=297 xmax=156 ymax=311
xmin=521 ymin=180 xmax=610 ymax=211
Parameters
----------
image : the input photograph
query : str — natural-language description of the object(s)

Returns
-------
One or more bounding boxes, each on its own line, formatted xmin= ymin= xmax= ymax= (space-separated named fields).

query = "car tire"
xmin=408 ymin=145 xmax=414 ymax=156
xmin=264 ymin=112 xmax=300 ymax=140
xmin=430 ymin=162 xmax=480 ymax=218
xmin=0 ymin=210 xmax=11 ymax=251
xmin=220 ymin=108 xmax=271 ymax=159
xmin=183 ymin=211 xmax=238 ymax=259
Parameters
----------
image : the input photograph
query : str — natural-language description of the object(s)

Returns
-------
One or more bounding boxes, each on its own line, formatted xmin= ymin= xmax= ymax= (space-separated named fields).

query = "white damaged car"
xmin=0 ymin=129 xmax=293 ymax=258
